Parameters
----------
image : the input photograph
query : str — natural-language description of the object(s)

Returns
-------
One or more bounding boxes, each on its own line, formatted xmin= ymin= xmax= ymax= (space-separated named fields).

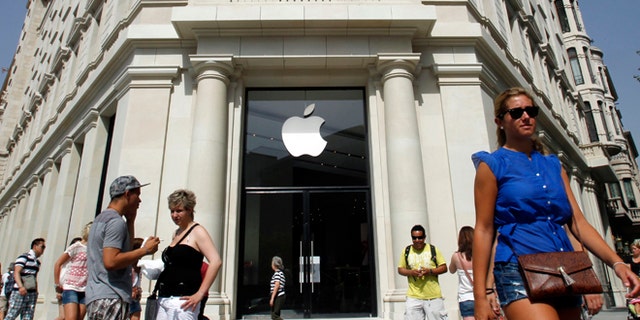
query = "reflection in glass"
xmin=244 ymin=89 xmax=368 ymax=187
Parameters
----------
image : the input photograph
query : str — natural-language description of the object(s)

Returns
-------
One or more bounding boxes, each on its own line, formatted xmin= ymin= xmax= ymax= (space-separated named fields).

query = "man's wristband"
xmin=485 ymin=288 xmax=495 ymax=295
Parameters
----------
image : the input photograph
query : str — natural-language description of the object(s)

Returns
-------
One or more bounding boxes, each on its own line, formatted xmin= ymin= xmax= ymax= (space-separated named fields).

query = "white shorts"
xmin=404 ymin=297 xmax=448 ymax=320
xmin=156 ymin=297 xmax=200 ymax=320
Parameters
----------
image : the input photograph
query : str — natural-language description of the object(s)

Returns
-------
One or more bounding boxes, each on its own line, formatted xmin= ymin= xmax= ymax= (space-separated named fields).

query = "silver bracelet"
xmin=612 ymin=261 xmax=626 ymax=269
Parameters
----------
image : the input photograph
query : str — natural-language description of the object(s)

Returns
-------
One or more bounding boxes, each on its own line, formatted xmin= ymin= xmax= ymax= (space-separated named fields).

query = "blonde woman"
xmin=155 ymin=189 xmax=222 ymax=320
xmin=53 ymin=222 xmax=92 ymax=320
xmin=472 ymin=87 xmax=640 ymax=320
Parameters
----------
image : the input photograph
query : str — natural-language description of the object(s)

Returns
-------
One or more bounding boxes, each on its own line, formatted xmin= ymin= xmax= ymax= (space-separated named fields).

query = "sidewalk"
xmin=592 ymin=307 xmax=628 ymax=320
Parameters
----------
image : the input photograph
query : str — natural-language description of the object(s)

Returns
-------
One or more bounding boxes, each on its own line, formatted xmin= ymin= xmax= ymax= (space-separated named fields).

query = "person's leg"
xmin=157 ymin=297 xmax=198 ymax=320
xmin=0 ymin=295 xmax=7 ymax=320
xmin=78 ymin=292 xmax=87 ymax=320
xmin=271 ymin=295 xmax=285 ymax=320
xmin=503 ymin=298 xmax=581 ymax=320
xmin=404 ymin=297 xmax=425 ymax=320
xmin=424 ymin=298 xmax=448 ymax=320
xmin=78 ymin=303 xmax=87 ymax=320
xmin=63 ymin=303 xmax=79 ymax=320
xmin=62 ymin=290 xmax=82 ymax=320
xmin=21 ymin=292 xmax=38 ymax=320
xmin=4 ymin=292 xmax=26 ymax=320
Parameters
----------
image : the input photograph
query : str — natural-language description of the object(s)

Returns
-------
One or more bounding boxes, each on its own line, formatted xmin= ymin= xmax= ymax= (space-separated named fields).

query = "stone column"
xmin=581 ymin=177 xmax=626 ymax=307
xmin=34 ymin=160 xmax=58 ymax=238
xmin=9 ymin=195 xmax=28 ymax=258
xmin=22 ymin=176 xmax=43 ymax=238
xmin=187 ymin=55 xmax=234 ymax=316
xmin=376 ymin=54 xmax=428 ymax=286
xmin=70 ymin=111 xmax=109 ymax=233
xmin=39 ymin=140 xmax=82 ymax=298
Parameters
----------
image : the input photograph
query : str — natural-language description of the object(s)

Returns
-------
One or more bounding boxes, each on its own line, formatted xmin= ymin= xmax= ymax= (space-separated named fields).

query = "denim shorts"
xmin=459 ymin=300 xmax=474 ymax=317
xmin=130 ymin=300 xmax=142 ymax=314
xmin=493 ymin=262 xmax=582 ymax=308
xmin=62 ymin=290 xmax=86 ymax=305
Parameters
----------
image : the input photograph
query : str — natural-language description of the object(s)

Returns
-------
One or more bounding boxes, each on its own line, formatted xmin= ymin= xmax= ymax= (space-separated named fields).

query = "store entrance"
xmin=237 ymin=189 xmax=374 ymax=318
xmin=237 ymin=88 xmax=374 ymax=318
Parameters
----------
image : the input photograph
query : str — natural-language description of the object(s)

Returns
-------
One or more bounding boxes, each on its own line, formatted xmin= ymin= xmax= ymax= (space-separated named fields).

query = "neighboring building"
xmin=0 ymin=0 xmax=638 ymax=319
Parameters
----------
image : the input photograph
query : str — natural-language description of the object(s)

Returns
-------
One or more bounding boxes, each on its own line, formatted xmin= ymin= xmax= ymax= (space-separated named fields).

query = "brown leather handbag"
xmin=517 ymin=250 xmax=603 ymax=301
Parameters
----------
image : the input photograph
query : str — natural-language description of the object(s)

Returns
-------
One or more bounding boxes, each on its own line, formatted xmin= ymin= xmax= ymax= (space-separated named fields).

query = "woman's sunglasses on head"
xmin=498 ymin=106 xmax=539 ymax=119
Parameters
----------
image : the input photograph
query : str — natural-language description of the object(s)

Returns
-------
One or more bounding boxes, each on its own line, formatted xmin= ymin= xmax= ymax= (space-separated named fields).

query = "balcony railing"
xmin=607 ymin=197 xmax=640 ymax=225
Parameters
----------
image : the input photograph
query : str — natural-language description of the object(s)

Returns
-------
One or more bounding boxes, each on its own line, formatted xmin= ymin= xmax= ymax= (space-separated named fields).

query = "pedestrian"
xmin=269 ymin=256 xmax=286 ymax=320
xmin=85 ymin=175 xmax=160 ymax=320
xmin=397 ymin=224 xmax=448 ymax=320
xmin=4 ymin=238 xmax=46 ymax=320
xmin=54 ymin=227 xmax=91 ymax=320
xmin=0 ymin=262 xmax=12 ymax=320
xmin=472 ymin=87 xmax=640 ymax=320
xmin=449 ymin=226 xmax=474 ymax=320
xmin=129 ymin=238 xmax=144 ymax=320
xmin=155 ymin=189 xmax=222 ymax=320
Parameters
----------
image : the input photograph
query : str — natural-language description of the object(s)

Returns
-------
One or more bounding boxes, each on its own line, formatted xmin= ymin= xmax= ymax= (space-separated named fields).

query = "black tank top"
xmin=158 ymin=224 xmax=204 ymax=297
xmin=631 ymin=259 xmax=640 ymax=277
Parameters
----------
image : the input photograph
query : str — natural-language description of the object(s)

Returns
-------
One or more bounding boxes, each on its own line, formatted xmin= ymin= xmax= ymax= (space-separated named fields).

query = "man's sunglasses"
xmin=498 ymin=106 xmax=539 ymax=119
xmin=412 ymin=235 xmax=426 ymax=240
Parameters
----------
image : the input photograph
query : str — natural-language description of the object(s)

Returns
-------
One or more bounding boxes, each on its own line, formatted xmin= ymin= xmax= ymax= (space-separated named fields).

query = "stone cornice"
xmin=113 ymin=66 xmax=181 ymax=92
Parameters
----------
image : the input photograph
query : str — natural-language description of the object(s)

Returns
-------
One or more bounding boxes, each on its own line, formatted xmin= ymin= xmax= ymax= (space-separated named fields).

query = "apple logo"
xmin=281 ymin=103 xmax=327 ymax=157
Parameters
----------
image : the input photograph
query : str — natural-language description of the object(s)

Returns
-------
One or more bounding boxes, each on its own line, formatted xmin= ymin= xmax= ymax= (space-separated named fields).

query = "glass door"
xmin=237 ymin=189 xmax=375 ymax=318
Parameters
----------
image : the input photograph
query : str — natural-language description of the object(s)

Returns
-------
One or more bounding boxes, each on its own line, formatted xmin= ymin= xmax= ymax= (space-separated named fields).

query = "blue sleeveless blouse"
xmin=472 ymin=148 xmax=574 ymax=263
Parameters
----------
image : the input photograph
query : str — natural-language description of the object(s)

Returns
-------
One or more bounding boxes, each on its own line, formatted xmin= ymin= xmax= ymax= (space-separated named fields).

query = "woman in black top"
xmin=155 ymin=189 xmax=222 ymax=320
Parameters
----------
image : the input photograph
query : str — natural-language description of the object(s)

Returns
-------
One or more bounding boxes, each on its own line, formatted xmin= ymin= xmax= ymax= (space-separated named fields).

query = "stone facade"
xmin=0 ymin=0 xmax=638 ymax=319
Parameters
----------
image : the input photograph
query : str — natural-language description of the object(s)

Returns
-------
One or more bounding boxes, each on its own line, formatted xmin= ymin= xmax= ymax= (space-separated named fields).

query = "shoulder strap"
xmin=175 ymin=223 xmax=199 ymax=245
xmin=430 ymin=244 xmax=437 ymax=265
xmin=457 ymin=252 xmax=474 ymax=284
xmin=404 ymin=245 xmax=411 ymax=268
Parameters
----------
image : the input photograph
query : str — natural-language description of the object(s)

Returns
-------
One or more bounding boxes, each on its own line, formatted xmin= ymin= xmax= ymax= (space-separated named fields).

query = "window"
xmin=583 ymin=47 xmax=595 ymax=84
xmin=597 ymin=101 xmax=610 ymax=140
xmin=555 ymin=0 xmax=570 ymax=32
xmin=598 ymin=67 xmax=609 ymax=93
xmin=570 ymin=0 xmax=582 ymax=31
xmin=568 ymin=48 xmax=584 ymax=85
xmin=583 ymin=102 xmax=598 ymax=142
xmin=623 ymin=179 xmax=637 ymax=208
xmin=609 ymin=182 xmax=622 ymax=199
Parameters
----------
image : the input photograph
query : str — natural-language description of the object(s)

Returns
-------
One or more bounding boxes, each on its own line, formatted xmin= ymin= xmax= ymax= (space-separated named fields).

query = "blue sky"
xmin=1 ymin=1 xmax=638 ymax=150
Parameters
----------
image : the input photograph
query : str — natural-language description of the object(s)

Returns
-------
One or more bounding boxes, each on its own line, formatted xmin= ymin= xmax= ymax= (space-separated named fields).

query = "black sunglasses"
xmin=411 ymin=235 xmax=426 ymax=240
xmin=499 ymin=106 xmax=539 ymax=119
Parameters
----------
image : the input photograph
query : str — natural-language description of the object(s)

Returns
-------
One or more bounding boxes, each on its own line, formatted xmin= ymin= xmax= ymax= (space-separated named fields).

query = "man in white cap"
xmin=86 ymin=175 xmax=161 ymax=320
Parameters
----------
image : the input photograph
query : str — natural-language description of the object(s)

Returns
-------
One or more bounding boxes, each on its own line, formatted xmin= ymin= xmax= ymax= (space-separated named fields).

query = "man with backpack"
xmin=397 ymin=224 xmax=448 ymax=320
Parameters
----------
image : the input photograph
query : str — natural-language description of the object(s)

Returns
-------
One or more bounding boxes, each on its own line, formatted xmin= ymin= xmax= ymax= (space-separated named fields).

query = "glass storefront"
xmin=237 ymin=89 xmax=375 ymax=318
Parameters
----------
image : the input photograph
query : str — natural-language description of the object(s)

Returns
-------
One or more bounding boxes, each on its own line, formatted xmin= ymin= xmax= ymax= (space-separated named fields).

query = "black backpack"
xmin=404 ymin=244 xmax=438 ymax=272
xmin=4 ymin=271 xmax=15 ymax=298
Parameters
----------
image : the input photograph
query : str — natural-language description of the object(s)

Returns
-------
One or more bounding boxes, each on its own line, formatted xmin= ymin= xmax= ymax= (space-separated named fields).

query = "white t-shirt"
xmin=1 ymin=272 xmax=9 ymax=297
